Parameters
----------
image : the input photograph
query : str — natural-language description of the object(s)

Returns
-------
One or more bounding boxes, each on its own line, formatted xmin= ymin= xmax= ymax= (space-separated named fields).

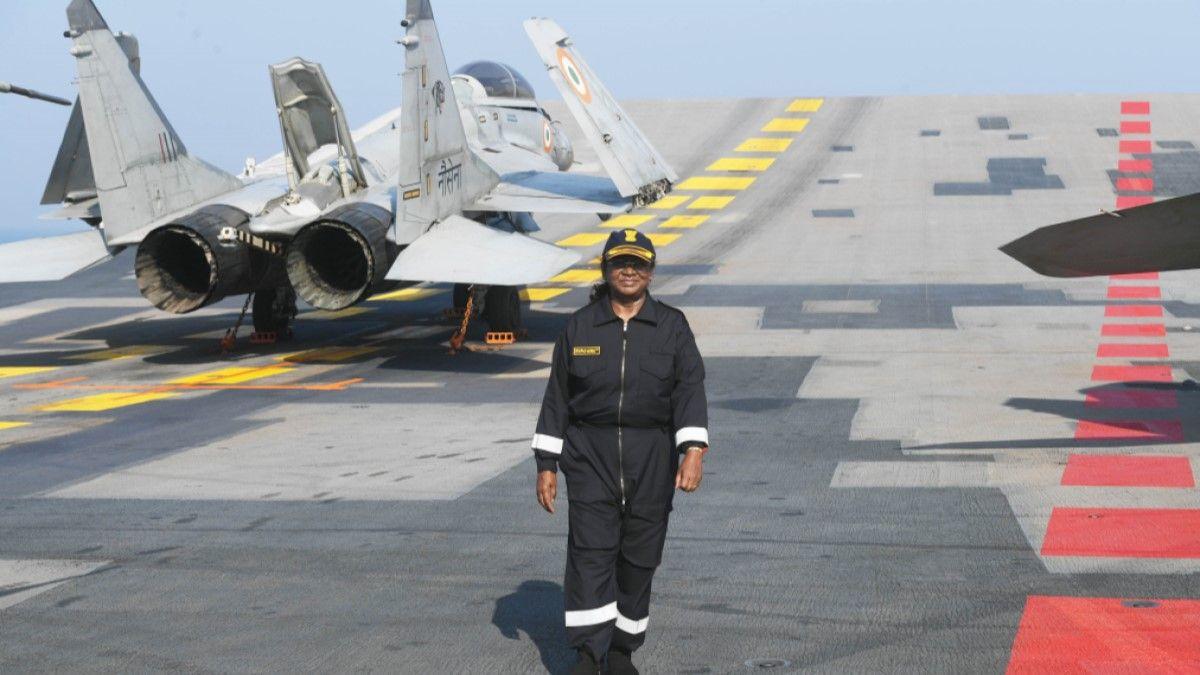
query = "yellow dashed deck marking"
xmin=676 ymin=176 xmax=755 ymax=191
xmin=68 ymin=345 xmax=167 ymax=362
xmin=302 ymin=307 xmax=375 ymax=320
xmin=0 ymin=367 xmax=57 ymax=380
xmin=550 ymin=269 xmax=603 ymax=284
xmin=787 ymin=98 xmax=824 ymax=112
xmin=648 ymin=195 xmax=690 ymax=210
xmin=688 ymin=196 xmax=736 ymax=210
xmin=0 ymin=422 xmax=30 ymax=431
xmin=645 ymin=233 xmax=681 ymax=247
xmin=736 ymin=138 xmax=793 ymax=152
xmin=556 ymin=233 xmax=609 ymax=247
xmin=370 ymin=287 xmax=445 ymax=302
xmin=707 ymin=157 xmax=775 ymax=172
xmin=521 ymin=288 xmax=572 ymax=302
xmin=602 ymin=214 xmax=655 ymax=229
xmin=282 ymin=346 xmax=381 ymax=364
xmin=169 ymin=366 xmax=294 ymax=386
xmin=39 ymin=391 xmax=179 ymax=413
xmin=661 ymin=215 xmax=710 ymax=229
xmin=762 ymin=118 xmax=809 ymax=133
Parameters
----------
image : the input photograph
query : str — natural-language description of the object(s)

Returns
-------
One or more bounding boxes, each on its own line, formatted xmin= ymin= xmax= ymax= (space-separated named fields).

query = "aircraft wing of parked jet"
xmin=0 ymin=0 xmax=677 ymax=338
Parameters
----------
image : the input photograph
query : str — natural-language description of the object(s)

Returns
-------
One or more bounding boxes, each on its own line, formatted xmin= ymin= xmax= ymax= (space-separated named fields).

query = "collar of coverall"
xmin=592 ymin=291 xmax=660 ymax=326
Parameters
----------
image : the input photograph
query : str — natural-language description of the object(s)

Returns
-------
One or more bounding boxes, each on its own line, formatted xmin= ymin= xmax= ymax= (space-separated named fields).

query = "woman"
xmin=530 ymin=228 xmax=710 ymax=675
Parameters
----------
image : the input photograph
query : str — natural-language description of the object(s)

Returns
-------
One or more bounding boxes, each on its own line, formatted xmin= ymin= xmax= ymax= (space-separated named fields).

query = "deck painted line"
xmin=1061 ymin=454 xmax=1194 ymax=488
xmin=170 ymin=366 xmax=294 ymax=386
xmin=281 ymin=346 xmax=381 ymax=364
xmin=1042 ymin=507 xmax=1200 ymax=557
xmin=66 ymin=345 xmax=168 ymax=362
xmin=1118 ymin=159 xmax=1153 ymax=173
xmin=601 ymin=213 xmax=655 ymax=229
xmin=1107 ymin=286 xmax=1160 ymax=299
xmin=736 ymin=137 xmax=793 ymax=152
xmin=676 ymin=176 xmax=756 ymax=191
xmin=687 ymin=195 xmax=736 ymax=210
xmin=1085 ymin=389 xmax=1178 ymax=409
xmin=369 ymin=287 xmax=445 ymax=302
xmin=1096 ymin=343 xmax=1169 ymax=358
xmin=1091 ymin=365 xmax=1172 ymax=382
xmin=645 ymin=233 xmax=681 ymax=247
xmin=647 ymin=195 xmax=690 ymax=210
xmin=1121 ymin=101 xmax=1151 ymax=115
xmin=786 ymin=98 xmax=824 ymax=112
xmin=1116 ymin=196 xmax=1155 ymax=209
xmin=520 ymin=288 xmax=571 ymax=302
xmin=1075 ymin=420 xmax=1183 ymax=442
xmin=0 ymin=559 xmax=112 ymax=611
xmin=555 ymin=232 xmax=609 ymax=247
xmin=1110 ymin=272 xmax=1159 ymax=280
xmin=550 ymin=269 xmax=603 ymax=283
xmin=1116 ymin=177 xmax=1154 ymax=192
xmin=830 ymin=460 xmax=1062 ymax=489
xmin=1006 ymin=596 xmax=1200 ymax=674
xmin=1120 ymin=120 xmax=1152 ymax=134
xmin=0 ymin=367 xmax=57 ymax=380
xmin=0 ymin=421 xmax=30 ymax=431
xmin=38 ymin=391 xmax=179 ymax=413
xmin=660 ymin=215 xmax=709 ymax=229
xmin=706 ymin=157 xmax=775 ymax=172
xmin=1101 ymin=323 xmax=1165 ymax=337
xmin=1119 ymin=140 xmax=1152 ymax=154
xmin=761 ymin=118 xmax=810 ymax=133
xmin=301 ymin=307 xmax=375 ymax=320
xmin=1105 ymin=305 xmax=1162 ymax=317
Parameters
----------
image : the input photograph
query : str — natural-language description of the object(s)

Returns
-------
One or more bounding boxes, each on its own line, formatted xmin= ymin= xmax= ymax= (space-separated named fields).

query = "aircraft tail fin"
xmin=523 ymin=18 xmax=677 ymax=204
xmin=63 ymin=0 xmax=242 ymax=242
xmin=397 ymin=0 xmax=499 ymax=227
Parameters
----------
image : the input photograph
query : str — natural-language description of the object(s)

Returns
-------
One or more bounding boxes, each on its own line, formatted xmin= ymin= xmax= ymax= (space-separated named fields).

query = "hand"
xmin=536 ymin=470 xmax=558 ymax=514
xmin=675 ymin=449 xmax=705 ymax=492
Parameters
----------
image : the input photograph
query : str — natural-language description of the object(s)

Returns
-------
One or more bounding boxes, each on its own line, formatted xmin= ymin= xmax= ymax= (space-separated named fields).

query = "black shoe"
xmin=606 ymin=648 xmax=639 ymax=675
xmin=569 ymin=649 xmax=601 ymax=675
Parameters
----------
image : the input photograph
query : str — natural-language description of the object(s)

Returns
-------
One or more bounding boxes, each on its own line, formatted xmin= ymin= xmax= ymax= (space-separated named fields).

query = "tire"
xmin=483 ymin=285 xmax=521 ymax=333
xmin=253 ymin=286 xmax=297 ymax=336
xmin=452 ymin=283 xmax=472 ymax=311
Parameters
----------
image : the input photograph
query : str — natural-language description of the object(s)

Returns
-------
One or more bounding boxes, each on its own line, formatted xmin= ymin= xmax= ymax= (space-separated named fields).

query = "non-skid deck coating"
xmin=2 ymin=94 xmax=1200 ymax=673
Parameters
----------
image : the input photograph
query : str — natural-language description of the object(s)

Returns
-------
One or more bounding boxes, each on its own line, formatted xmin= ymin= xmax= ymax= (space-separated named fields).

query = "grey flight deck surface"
xmin=3 ymin=94 xmax=1200 ymax=673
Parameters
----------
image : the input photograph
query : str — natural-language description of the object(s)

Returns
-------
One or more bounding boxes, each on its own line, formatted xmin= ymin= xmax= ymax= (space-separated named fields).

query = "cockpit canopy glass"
xmin=454 ymin=61 xmax=536 ymax=100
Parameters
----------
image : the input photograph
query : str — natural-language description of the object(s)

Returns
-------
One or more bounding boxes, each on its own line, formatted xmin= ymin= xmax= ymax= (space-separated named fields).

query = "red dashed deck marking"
xmin=1091 ymin=365 xmax=1172 ymax=382
xmin=1116 ymin=196 xmax=1155 ymax=209
xmin=1119 ymin=140 xmax=1152 ymax=154
xmin=1096 ymin=343 xmax=1169 ymax=358
xmin=1109 ymin=272 xmax=1160 ymax=281
xmin=1085 ymin=389 xmax=1177 ymax=409
xmin=1061 ymin=454 xmax=1195 ymax=487
xmin=1120 ymin=120 xmax=1152 ymax=134
xmin=1118 ymin=159 xmax=1154 ymax=173
xmin=1075 ymin=420 xmax=1183 ymax=442
xmin=1107 ymin=286 xmax=1161 ymax=299
xmin=1042 ymin=507 xmax=1200 ymax=557
xmin=1105 ymin=304 xmax=1162 ymax=317
xmin=1101 ymin=323 xmax=1165 ymax=337
xmin=1006 ymin=595 xmax=1200 ymax=674
xmin=1121 ymin=101 xmax=1152 ymax=115
xmin=1116 ymin=177 xmax=1154 ymax=192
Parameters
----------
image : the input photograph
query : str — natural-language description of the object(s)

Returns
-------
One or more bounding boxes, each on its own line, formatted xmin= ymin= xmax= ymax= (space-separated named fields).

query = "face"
xmin=605 ymin=255 xmax=653 ymax=298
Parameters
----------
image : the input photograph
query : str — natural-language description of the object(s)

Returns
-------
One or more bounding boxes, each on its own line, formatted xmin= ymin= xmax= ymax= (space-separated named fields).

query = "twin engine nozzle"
xmin=134 ymin=203 xmax=397 ymax=315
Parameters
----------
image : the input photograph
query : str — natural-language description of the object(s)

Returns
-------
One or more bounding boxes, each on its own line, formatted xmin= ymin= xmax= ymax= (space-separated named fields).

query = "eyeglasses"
xmin=608 ymin=258 xmax=653 ymax=274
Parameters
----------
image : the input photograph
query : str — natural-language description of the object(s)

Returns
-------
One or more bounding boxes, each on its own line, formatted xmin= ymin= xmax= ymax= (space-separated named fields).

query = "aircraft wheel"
xmin=597 ymin=213 xmax=612 ymax=222
xmin=253 ymin=286 xmax=297 ymax=339
xmin=452 ymin=283 xmax=472 ymax=312
xmin=483 ymin=285 xmax=522 ymax=333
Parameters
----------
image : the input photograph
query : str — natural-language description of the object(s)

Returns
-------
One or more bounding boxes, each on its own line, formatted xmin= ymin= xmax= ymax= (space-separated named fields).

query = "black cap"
xmin=602 ymin=228 xmax=656 ymax=264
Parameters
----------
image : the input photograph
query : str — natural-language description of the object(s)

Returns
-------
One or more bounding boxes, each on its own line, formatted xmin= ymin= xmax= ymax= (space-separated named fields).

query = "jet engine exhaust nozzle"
xmin=286 ymin=203 xmax=396 ymax=311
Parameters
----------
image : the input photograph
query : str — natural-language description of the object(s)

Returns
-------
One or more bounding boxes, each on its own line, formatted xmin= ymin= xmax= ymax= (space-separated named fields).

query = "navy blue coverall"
xmin=531 ymin=294 xmax=709 ymax=659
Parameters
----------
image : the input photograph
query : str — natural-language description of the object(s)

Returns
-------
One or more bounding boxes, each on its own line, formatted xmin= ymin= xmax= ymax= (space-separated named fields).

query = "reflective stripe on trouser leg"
xmin=565 ymin=499 xmax=621 ymax=659
xmin=611 ymin=556 xmax=656 ymax=652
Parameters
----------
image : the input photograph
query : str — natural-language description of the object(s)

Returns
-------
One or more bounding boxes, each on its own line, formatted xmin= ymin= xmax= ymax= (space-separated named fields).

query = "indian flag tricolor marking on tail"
xmin=556 ymin=48 xmax=592 ymax=104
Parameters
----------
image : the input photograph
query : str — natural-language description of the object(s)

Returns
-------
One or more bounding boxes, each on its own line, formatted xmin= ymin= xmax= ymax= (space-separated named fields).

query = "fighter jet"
xmin=1000 ymin=193 xmax=1200 ymax=278
xmin=0 ymin=0 xmax=676 ymax=338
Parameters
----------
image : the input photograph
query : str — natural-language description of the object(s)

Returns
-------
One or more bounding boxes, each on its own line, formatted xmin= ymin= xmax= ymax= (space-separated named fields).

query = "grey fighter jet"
xmin=0 ymin=0 xmax=676 ymax=337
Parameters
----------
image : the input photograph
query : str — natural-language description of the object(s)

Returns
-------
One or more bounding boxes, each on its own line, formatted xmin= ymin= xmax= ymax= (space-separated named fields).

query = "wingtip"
xmin=66 ymin=0 xmax=108 ymax=33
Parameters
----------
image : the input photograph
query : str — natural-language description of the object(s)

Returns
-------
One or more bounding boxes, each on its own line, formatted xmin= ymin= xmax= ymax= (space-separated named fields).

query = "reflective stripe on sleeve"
xmin=564 ymin=601 xmax=617 ymax=627
xmin=531 ymin=433 xmax=564 ymax=455
xmin=674 ymin=426 xmax=709 ymax=447
xmin=615 ymin=610 xmax=649 ymax=635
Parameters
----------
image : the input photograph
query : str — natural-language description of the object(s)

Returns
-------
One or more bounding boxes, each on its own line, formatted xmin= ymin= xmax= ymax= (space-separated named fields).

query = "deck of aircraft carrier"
xmin=3 ymin=94 xmax=1200 ymax=673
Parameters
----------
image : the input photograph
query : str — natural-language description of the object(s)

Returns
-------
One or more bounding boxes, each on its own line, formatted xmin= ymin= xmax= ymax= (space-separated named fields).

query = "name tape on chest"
xmin=573 ymin=346 xmax=602 ymax=357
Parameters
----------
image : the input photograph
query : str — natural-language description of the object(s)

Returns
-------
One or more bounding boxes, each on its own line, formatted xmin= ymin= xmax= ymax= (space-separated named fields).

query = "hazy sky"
xmin=2 ymin=0 xmax=1199 ymax=242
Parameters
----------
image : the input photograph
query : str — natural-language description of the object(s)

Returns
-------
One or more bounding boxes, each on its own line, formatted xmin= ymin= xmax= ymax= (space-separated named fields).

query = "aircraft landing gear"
xmin=251 ymin=286 xmax=297 ymax=342
xmin=483 ymin=285 xmax=523 ymax=334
